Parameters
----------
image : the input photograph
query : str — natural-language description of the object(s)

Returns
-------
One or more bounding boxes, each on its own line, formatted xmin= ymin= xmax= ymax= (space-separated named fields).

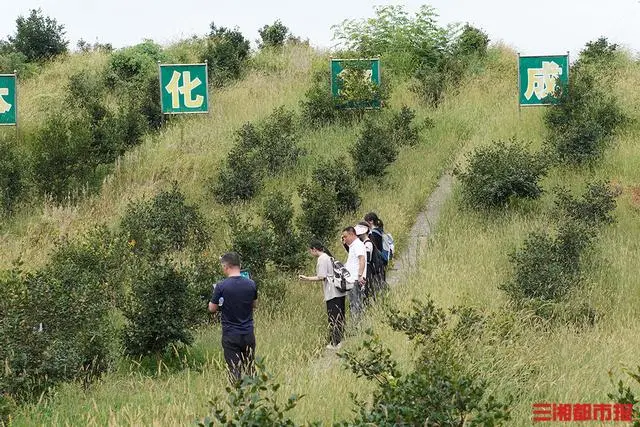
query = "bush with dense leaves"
xmin=30 ymin=112 xmax=96 ymax=201
xmin=455 ymin=139 xmax=549 ymax=210
xmin=258 ymin=20 xmax=290 ymax=49
xmin=300 ymin=67 xmax=339 ymax=127
xmin=122 ymin=259 xmax=194 ymax=356
xmin=311 ymin=157 xmax=361 ymax=214
xmin=388 ymin=105 xmax=420 ymax=147
xmin=262 ymin=191 xmax=307 ymax=271
xmin=351 ymin=117 xmax=398 ymax=179
xmin=554 ymin=181 xmax=619 ymax=228
xmin=544 ymin=69 xmax=625 ymax=165
xmin=227 ymin=213 xmax=273 ymax=279
xmin=201 ymin=22 xmax=250 ymax=86
xmin=5 ymin=9 xmax=68 ymax=62
xmin=297 ymin=181 xmax=340 ymax=243
xmin=198 ymin=357 xmax=305 ymax=427
xmin=0 ymin=228 xmax=118 ymax=402
xmin=454 ymin=24 xmax=490 ymax=58
xmin=338 ymin=298 xmax=511 ymax=426
xmin=213 ymin=107 xmax=302 ymax=203
xmin=121 ymin=183 xmax=209 ymax=256
xmin=500 ymin=221 xmax=593 ymax=304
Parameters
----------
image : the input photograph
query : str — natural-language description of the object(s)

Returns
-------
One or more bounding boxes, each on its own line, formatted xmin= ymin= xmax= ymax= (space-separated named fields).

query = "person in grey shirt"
xmin=299 ymin=239 xmax=347 ymax=350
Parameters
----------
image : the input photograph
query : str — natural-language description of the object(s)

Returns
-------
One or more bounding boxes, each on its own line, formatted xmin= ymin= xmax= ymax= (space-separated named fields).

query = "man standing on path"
xmin=209 ymin=252 xmax=257 ymax=382
xmin=341 ymin=227 xmax=366 ymax=323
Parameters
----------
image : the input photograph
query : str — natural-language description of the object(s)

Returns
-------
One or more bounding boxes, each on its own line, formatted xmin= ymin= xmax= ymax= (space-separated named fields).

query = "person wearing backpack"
xmin=355 ymin=222 xmax=385 ymax=302
xmin=299 ymin=240 xmax=347 ymax=350
xmin=364 ymin=212 xmax=394 ymax=284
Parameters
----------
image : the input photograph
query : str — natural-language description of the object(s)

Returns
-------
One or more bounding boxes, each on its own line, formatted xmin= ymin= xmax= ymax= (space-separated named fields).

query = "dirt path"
xmin=386 ymin=172 xmax=454 ymax=286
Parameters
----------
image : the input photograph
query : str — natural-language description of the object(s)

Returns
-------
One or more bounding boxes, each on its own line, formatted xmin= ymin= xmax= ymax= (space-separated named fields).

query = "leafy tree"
xmin=202 ymin=22 xmax=250 ymax=86
xmin=455 ymin=24 xmax=490 ymax=58
xmin=258 ymin=20 xmax=290 ymax=49
xmin=7 ymin=8 xmax=68 ymax=62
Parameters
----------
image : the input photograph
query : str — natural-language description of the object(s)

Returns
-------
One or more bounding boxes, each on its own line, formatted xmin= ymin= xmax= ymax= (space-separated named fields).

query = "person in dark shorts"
xmin=209 ymin=252 xmax=257 ymax=382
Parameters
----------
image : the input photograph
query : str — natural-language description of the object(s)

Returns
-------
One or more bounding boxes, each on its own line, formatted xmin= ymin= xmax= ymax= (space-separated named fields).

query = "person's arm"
xmin=299 ymin=274 xmax=323 ymax=281
xmin=209 ymin=283 xmax=222 ymax=313
xmin=358 ymin=254 xmax=366 ymax=284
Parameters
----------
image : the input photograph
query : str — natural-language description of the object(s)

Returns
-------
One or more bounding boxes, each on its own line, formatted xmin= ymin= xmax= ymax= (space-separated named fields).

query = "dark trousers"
xmin=326 ymin=296 xmax=345 ymax=346
xmin=222 ymin=332 xmax=256 ymax=382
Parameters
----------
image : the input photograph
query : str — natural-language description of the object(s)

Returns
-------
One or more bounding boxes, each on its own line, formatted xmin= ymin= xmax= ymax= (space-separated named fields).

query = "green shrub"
xmin=0 ymin=229 xmax=118 ymax=401
xmin=500 ymin=221 xmax=593 ymax=304
xmin=0 ymin=136 xmax=23 ymax=217
xmin=578 ymin=37 xmax=619 ymax=66
xmin=228 ymin=213 xmax=272 ymax=278
xmin=122 ymin=259 xmax=193 ymax=356
xmin=339 ymin=298 xmax=511 ymax=426
xmin=181 ymin=253 xmax=223 ymax=327
xmin=258 ymin=20 xmax=290 ymax=49
xmin=0 ymin=51 xmax=36 ymax=76
xmin=257 ymin=107 xmax=302 ymax=172
xmin=0 ymin=392 xmax=17 ymax=425
xmin=297 ymin=181 xmax=340 ymax=243
xmin=7 ymin=9 xmax=68 ymax=62
xmin=300 ymin=68 xmax=339 ymax=127
xmin=121 ymin=183 xmax=209 ymax=256
xmin=608 ymin=366 xmax=640 ymax=427
xmin=350 ymin=117 xmax=397 ymax=179
xmin=262 ymin=191 xmax=306 ymax=271
xmin=213 ymin=108 xmax=302 ymax=204
xmin=545 ymin=70 xmax=625 ymax=165
xmin=454 ymin=24 xmax=490 ymax=58
xmin=198 ymin=358 xmax=304 ymax=426
xmin=201 ymin=23 xmax=250 ymax=86
xmin=388 ymin=105 xmax=420 ymax=147
xmin=30 ymin=112 xmax=96 ymax=201
xmin=454 ymin=139 xmax=548 ymax=210
xmin=554 ymin=181 xmax=619 ymax=228
xmin=105 ymin=40 xmax=164 ymax=85
xmin=311 ymin=157 xmax=361 ymax=214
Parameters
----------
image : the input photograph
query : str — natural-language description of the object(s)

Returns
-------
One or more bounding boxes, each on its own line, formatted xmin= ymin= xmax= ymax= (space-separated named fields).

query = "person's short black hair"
xmin=309 ymin=239 xmax=324 ymax=250
xmin=342 ymin=226 xmax=356 ymax=235
xmin=220 ymin=252 xmax=241 ymax=267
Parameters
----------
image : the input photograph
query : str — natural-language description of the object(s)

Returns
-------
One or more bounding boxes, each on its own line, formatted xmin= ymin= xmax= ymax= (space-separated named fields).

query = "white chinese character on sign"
xmin=524 ymin=61 xmax=563 ymax=101
xmin=0 ymin=87 xmax=12 ymax=114
xmin=165 ymin=71 xmax=204 ymax=109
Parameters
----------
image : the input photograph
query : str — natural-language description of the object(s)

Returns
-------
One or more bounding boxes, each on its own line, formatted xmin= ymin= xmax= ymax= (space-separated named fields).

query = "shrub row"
xmin=199 ymin=297 xmax=511 ymax=426
xmin=0 ymin=185 xmax=219 ymax=409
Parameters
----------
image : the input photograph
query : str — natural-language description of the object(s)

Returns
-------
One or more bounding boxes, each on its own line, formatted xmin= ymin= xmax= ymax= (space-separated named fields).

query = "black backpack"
xmin=365 ymin=239 xmax=385 ymax=278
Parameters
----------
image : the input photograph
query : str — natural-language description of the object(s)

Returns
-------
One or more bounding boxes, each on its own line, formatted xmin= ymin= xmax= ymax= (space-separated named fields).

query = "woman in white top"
xmin=299 ymin=239 xmax=347 ymax=350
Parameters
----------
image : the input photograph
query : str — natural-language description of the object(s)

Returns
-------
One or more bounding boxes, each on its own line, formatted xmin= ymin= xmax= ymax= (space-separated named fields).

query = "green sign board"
xmin=518 ymin=54 xmax=569 ymax=106
xmin=331 ymin=58 xmax=381 ymax=109
xmin=159 ymin=63 xmax=209 ymax=114
xmin=0 ymin=74 xmax=17 ymax=126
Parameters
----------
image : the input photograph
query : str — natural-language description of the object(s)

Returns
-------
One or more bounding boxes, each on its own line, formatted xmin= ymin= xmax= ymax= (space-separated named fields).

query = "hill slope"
xmin=5 ymin=43 xmax=640 ymax=426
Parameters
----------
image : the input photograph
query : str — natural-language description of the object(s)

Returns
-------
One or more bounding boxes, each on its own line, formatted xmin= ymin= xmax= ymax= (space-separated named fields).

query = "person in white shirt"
xmin=299 ymin=240 xmax=347 ymax=350
xmin=341 ymin=226 xmax=366 ymax=322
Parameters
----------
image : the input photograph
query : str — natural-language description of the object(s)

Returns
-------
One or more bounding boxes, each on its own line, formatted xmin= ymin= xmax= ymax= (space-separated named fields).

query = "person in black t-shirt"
xmin=209 ymin=252 xmax=258 ymax=382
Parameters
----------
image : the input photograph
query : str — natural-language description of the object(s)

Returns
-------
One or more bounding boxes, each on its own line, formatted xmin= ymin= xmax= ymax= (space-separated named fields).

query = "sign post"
xmin=330 ymin=58 xmax=381 ymax=109
xmin=159 ymin=63 xmax=209 ymax=143
xmin=518 ymin=53 xmax=569 ymax=107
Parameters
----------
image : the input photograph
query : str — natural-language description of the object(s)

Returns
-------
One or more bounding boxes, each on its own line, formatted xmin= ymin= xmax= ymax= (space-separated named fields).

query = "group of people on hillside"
xmin=299 ymin=212 xmax=391 ymax=350
xmin=208 ymin=212 xmax=392 ymax=381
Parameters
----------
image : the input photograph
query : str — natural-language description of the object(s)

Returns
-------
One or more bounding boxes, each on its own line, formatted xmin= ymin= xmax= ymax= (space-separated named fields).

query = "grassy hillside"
xmin=3 ymin=38 xmax=640 ymax=426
